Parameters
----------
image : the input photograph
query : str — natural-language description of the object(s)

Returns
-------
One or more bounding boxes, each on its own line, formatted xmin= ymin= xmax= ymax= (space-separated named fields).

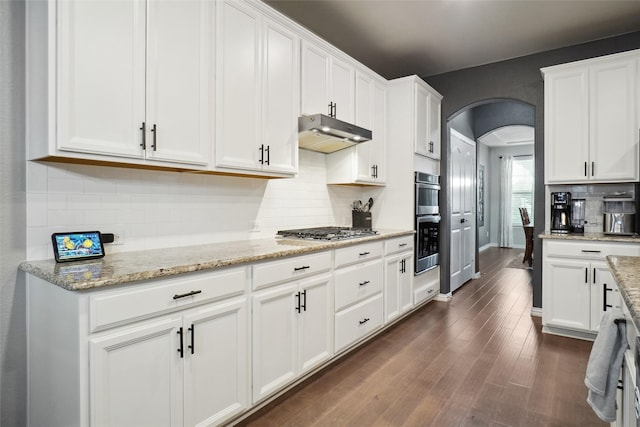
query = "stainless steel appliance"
xmin=603 ymin=197 xmax=636 ymax=235
xmin=415 ymin=172 xmax=440 ymax=215
xmin=298 ymin=114 xmax=372 ymax=154
xmin=415 ymin=172 xmax=441 ymax=274
xmin=571 ymin=198 xmax=586 ymax=233
xmin=551 ymin=192 xmax=572 ymax=234
xmin=276 ymin=226 xmax=378 ymax=241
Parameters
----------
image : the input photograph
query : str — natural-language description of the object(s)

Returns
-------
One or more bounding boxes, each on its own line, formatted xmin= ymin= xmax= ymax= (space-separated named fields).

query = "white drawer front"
xmin=414 ymin=281 xmax=439 ymax=306
xmin=253 ymin=251 xmax=332 ymax=290
xmin=334 ymin=260 xmax=383 ymax=311
xmin=334 ymin=242 xmax=383 ymax=269
xmin=335 ymin=293 xmax=383 ymax=353
xmin=89 ymin=267 xmax=247 ymax=332
xmin=544 ymin=240 xmax=640 ymax=259
xmin=384 ymin=235 xmax=414 ymax=256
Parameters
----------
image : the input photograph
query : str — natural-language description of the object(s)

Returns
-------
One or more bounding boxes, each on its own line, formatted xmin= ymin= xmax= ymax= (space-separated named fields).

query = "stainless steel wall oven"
xmin=415 ymin=172 xmax=441 ymax=274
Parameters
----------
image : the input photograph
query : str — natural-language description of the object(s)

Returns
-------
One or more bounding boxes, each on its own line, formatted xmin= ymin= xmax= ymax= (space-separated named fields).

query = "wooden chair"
xmin=519 ymin=207 xmax=533 ymax=267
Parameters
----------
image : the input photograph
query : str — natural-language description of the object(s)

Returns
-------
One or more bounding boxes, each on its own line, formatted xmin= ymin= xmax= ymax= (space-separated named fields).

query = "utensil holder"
xmin=352 ymin=211 xmax=372 ymax=230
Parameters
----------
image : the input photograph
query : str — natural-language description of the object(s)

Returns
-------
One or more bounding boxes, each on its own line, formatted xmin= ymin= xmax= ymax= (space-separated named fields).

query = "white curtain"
xmin=498 ymin=155 xmax=513 ymax=248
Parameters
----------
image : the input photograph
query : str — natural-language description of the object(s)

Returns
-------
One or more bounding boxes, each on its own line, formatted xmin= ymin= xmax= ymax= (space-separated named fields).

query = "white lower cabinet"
xmin=27 ymin=267 xmax=250 ymax=427
xmin=384 ymin=251 xmax=414 ymax=323
xmin=542 ymin=239 xmax=639 ymax=336
xmin=251 ymin=273 xmax=333 ymax=403
xmin=90 ymin=297 xmax=248 ymax=427
xmin=335 ymin=293 xmax=384 ymax=353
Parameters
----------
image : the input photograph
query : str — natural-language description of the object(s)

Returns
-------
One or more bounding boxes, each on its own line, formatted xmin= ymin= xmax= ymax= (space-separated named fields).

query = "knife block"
xmin=352 ymin=211 xmax=372 ymax=230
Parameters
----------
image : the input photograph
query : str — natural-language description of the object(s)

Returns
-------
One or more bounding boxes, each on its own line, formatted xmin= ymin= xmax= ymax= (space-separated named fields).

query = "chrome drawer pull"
xmin=173 ymin=290 xmax=202 ymax=300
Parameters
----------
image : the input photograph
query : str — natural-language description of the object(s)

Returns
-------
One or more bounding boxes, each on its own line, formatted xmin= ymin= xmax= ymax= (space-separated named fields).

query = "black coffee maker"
xmin=551 ymin=192 xmax=572 ymax=234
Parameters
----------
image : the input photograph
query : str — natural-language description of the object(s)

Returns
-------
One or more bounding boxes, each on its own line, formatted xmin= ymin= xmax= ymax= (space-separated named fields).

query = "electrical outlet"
xmin=111 ymin=228 xmax=125 ymax=245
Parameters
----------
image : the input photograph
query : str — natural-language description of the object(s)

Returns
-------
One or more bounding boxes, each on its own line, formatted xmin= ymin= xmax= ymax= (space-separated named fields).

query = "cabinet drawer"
xmin=89 ymin=267 xmax=247 ymax=332
xmin=335 ymin=259 xmax=383 ymax=311
xmin=335 ymin=293 xmax=383 ymax=353
xmin=334 ymin=242 xmax=383 ymax=269
xmin=384 ymin=235 xmax=414 ymax=256
xmin=544 ymin=240 xmax=640 ymax=259
xmin=253 ymin=251 xmax=332 ymax=290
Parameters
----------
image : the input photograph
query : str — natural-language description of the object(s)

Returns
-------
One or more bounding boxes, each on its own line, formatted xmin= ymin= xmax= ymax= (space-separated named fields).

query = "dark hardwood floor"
xmin=237 ymin=247 xmax=606 ymax=427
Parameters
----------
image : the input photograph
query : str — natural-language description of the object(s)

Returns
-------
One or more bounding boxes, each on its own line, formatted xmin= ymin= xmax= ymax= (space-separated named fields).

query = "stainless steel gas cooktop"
xmin=276 ymin=226 xmax=378 ymax=241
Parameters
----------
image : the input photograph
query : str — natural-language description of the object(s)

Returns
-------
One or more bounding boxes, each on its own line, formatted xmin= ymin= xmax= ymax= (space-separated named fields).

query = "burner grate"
xmin=277 ymin=226 xmax=377 ymax=241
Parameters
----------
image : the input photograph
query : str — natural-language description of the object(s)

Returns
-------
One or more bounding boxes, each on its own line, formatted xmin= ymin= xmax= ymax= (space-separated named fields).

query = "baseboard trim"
xmin=479 ymin=243 xmax=495 ymax=252
xmin=530 ymin=307 xmax=542 ymax=318
xmin=542 ymin=325 xmax=596 ymax=341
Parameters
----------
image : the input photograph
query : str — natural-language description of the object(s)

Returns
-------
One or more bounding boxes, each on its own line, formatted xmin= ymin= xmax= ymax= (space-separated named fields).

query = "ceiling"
xmin=264 ymin=0 xmax=640 ymax=79
xmin=478 ymin=125 xmax=534 ymax=147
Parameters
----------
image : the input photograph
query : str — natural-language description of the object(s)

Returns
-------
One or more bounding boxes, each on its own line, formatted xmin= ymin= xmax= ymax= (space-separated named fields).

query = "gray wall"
xmin=473 ymin=101 xmax=535 ymax=138
xmin=0 ymin=1 xmax=27 ymax=425
xmin=425 ymin=31 xmax=640 ymax=307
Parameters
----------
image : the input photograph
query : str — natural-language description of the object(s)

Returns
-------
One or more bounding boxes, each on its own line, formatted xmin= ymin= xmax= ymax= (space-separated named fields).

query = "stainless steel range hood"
xmin=298 ymin=114 xmax=372 ymax=154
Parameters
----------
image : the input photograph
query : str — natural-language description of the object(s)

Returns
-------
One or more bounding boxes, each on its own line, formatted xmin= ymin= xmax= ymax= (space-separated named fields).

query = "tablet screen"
xmin=52 ymin=231 xmax=105 ymax=262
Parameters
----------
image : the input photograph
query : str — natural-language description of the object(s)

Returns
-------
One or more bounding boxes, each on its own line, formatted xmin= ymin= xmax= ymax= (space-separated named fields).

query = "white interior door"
xmin=450 ymin=129 xmax=476 ymax=292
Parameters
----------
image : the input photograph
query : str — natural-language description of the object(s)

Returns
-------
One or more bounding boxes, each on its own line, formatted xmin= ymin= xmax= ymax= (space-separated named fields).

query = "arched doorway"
xmin=442 ymin=99 xmax=536 ymax=294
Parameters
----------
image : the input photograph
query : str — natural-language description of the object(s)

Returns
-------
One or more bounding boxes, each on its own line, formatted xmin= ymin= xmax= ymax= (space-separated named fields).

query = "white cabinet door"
xmin=414 ymin=84 xmax=430 ymax=157
xmin=355 ymin=71 xmax=375 ymax=182
xmin=298 ymin=274 xmax=333 ymax=374
xmin=591 ymin=263 xmax=620 ymax=332
xmin=400 ymin=253 xmax=414 ymax=313
xmin=384 ymin=252 xmax=413 ymax=323
xmin=428 ymin=91 xmax=441 ymax=160
xmin=252 ymin=283 xmax=298 ymax=402
xmin=589 ymin=58 xmax=638 ymax=182
xmin=145 ymin=0 xmax=212 ymax=166
xmin=90 ymin=316 xmax=184 ymax=427
xmin=331 ymin=57 xmax=355 ymax=123
xmin=384 ymin=254 xmax=401 ymax=322
xmin=300 ymin=41 xmax=331 ymax=116
xmin=58 ymin=0 xmax=146 ymax=158
xmin=215 ymin=0 xmax=261 ymax=171
xmin=543 ymin=258 xmax=591 ymax=331
xmin=544 ymin=68 xmax=590 ymax=183
xmin=183 ymin=298 xmax=248 ymax=427
xmin=262 ymin=18 xmax=299 ymax=174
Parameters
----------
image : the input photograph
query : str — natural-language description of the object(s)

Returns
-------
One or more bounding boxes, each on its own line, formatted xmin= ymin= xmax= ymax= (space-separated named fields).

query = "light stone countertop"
xmin=606 ymin=255 xmax=640 ymax=332
xmin=539 ymin=232 xmax=640 ymax=243
xmin=19 ymin=229 xmax=413 ymax=292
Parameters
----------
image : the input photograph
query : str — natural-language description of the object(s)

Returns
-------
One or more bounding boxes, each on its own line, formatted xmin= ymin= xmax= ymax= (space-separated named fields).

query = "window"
xmin=511 ymin=157 xmax=534 ymax=226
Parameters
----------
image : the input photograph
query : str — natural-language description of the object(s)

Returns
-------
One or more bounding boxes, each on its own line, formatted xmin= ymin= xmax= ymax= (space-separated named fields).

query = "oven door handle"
xmin=417 ymin=215 xmax=441 ymax=224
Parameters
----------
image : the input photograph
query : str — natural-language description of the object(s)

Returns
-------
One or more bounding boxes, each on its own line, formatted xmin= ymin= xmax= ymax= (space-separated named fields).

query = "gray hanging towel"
xmin=584 ymin=309 xmax=628 ymax=422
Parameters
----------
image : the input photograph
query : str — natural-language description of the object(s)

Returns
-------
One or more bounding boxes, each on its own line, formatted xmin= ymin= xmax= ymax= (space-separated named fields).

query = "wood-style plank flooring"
xmin=236 ymin=247 xmax=605 ymax=427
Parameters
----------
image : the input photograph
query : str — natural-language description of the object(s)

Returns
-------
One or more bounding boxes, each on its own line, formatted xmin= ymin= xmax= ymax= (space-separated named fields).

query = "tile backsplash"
xmin=546 ymin=183 xmax=636 ymax=232
xmin=26 ymin=150 xmax=364 ymax=260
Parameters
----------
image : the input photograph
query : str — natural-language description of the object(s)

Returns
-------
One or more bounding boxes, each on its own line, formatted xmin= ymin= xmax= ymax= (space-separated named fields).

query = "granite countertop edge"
xmin=539 ymin=232 xmax=640 ymax=243
xmin=606 ymin=255 xmax=640 ymax=332
xmin=20 ymin=229 xmax=414 ymax=292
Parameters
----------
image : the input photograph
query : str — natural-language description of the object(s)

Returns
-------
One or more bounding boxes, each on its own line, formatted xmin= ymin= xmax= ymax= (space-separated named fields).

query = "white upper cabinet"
xmin=215 ymin=0 xmax=298 ymax=176
xmin=57 ymin=0 xmax=146 ymax=159
xmin=55 ymin=0 xmax=212 ymax=166
xmin=415 ymin=82 xmax=442 ymax=159
xmin=300 ymin=40 xmax=355 ymax=121
xmin=543 ymin=51 xmax=639 ymax=184
xmin=326 ymin=71 xmax=387 ymax=185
